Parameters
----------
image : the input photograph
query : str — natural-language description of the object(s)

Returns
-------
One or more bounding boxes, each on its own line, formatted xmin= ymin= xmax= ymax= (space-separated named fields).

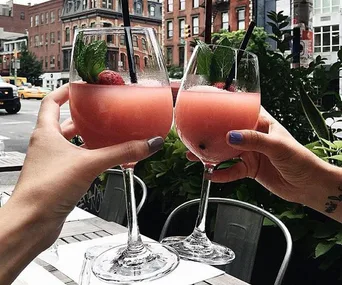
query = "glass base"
xmin=92 ymin=242 xmax=179 ymax=283
xmin=161 ymin=233 xmax=235 ymax=265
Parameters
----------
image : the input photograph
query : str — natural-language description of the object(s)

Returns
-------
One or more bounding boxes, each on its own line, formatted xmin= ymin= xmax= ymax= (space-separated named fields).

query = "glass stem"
xmin=194 ymin=163 xmax=215 ymax=234
xmin=121 ymin=165 xmax=144 ymax=251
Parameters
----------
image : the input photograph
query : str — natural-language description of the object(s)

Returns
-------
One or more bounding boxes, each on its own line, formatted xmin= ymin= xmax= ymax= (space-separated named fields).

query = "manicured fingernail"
xmin=148 ymin=136 xmax=164 ymax=153
xmin=228 ymin=131 xmax=243 ymax=144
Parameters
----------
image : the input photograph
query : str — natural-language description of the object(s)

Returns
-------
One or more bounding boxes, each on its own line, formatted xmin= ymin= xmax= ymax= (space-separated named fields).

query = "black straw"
xmin=224 ymin=21 xmax=256 ymax=90
xmin=204 ymin=0 xmax=212 ymax=44
xmin=121 ymin=0 xmax=137 ymax=83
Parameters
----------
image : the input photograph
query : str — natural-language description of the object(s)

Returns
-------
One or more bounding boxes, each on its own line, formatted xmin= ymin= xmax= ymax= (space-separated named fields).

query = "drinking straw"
xmin=204 ymin=0 xmax=212 ymax=44
xmin=121 ymin=0 xmax=137 ymax=83
xmin=224 ymin=21 xmax=256 ymax=90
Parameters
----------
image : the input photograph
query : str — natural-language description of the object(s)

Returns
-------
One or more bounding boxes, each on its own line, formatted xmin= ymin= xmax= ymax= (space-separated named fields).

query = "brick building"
xmin=0 ymin=29 xmax=27 ymax=77
xmin=28 ymin=0 xmax=64 ymax=89
xmin=0 ymin=1 xmax=29 ymax=34
xmin=60 ymin=0 xmax=163 ymax=83
xmin=163 ymin=0 xmax=251 ymax=67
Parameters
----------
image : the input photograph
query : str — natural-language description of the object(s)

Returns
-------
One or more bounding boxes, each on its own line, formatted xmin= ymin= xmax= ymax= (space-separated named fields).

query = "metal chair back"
xmin=98 ymin=169 xmax=147 ymax=225
xmin=159 ymin=198 xmax=292 ymax=285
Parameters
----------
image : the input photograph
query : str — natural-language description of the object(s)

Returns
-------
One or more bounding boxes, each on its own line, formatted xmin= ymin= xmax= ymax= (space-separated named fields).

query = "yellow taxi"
xmin=19 ymin=87 xmax=52 ymax=99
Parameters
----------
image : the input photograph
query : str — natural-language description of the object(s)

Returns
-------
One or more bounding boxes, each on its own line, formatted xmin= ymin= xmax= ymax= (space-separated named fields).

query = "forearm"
xmin=303 ymin=161 xmax=342 ymax=223
xmin=0 ymin=199 xmax=58 ymax=284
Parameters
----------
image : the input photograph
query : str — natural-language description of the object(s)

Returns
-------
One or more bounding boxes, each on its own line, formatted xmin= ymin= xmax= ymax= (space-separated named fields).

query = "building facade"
xmin=28 ymin=0 xmax=64 ymax=90
xmin=60 ymin=0 xmax=163 ymax=83
xmin=0 ymin=29 xmax=27 ymax=77
xmin=0 ymin=1 xmax=30 ymax=34
xmin=163 ymin=0 xmax=250 ymax=67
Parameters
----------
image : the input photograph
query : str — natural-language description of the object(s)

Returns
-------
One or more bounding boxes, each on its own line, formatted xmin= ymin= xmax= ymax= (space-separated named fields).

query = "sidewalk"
xmin=0 ymin=171 xmax=20 ymax=193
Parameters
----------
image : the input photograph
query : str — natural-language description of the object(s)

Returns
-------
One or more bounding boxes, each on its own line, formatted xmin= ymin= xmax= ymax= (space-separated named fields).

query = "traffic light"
xmin=184 ymin=24 xmax=191 ymax=39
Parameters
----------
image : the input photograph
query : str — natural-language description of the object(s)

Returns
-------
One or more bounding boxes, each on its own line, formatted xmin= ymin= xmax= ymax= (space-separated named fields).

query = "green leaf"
xmin=279 ymin=210 xmax=305 ymax=219
xmin=300 ymin=84 xmax=330 ymax=141
xmin=338 ymin=49 xmax=342 ymax=61
xmin=210 ymin=44 xmax=235 ymax=83
xmin=315 ymin=241 xmax=335 ymax=258
xmin=196 ymin=40 xmax=213 ymax=80
xmin=320 ymin=138 xmax=336 ymax=148
xmin=279 ymin=22 xmax=289 ymax=29
xmin=327 ymin=155 xmax=342 ymax=162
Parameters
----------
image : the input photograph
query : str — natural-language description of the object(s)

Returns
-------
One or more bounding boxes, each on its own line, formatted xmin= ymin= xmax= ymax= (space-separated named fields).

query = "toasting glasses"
xmin=161 ymin=45 xmax=261 ymax=265
xmin=69 ymin=27 xmax=179 ymax=283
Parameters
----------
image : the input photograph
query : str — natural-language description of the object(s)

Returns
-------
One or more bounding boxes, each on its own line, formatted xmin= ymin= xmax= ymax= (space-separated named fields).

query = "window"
xmin=179 ymin=18 xmax=185 ymax=38
xmin=90 ymin=22 xmax=96 ymax=27
xmin=40 ymin=34 xmax=44 ymax=45
xmin=45 ymin=12 xmax=49 ymax=24
xmin=221 ymin=12 xmax=229 ymax=30
xmin=57 ymin=31 xmax=61 ymax=42
xmin=192 ymin=16 xmax=199 ymax=35
xmin=149 ymin=5 xmax=155 ymax=16
xmin=134 ymin=55 xmax=140 ymax=68
xmin=73 ymin=26 xmax=78 ymax=39
xmin=81 ymin=23 xmax=87 ymax=28
xmin=51 ymin=11 xmax=55 ymax=23
xmin=102 ymin=0 xmax=113 ymax=8
xmin=166 ymin=47 xmax=172 ymax=65
xmin=179 ymin=46 xmax=184 ymax=66
xmin=30 ymin=16 xmax=33 ymax=27
xmin=34 ymin=35 xmax=39 ymax=47
xmin=35 ymin=15 xmax=39 ymax=26
xmin=167 ymin=21 xmax=173 ymax=38
xmin=167 ymin=0 xmax=173 ymax=12
xmin=57 ymin=54 xmax=61 ymax=69
xmin=237 ymin=8 xmax=245 ymax=30
xmin=314 ymin=0 xmax=340 ymax=14
xmin=45 ymin=33 xmax=48 ymax=44
xmin=193 ymin=0 xmax=199 ymax=8
xmin=30 ymin=36 xmax=33 ymax=47
xmin=90 ymin=0 xmax=97 ymax=8
xmin=144 ymin=57 xmax=148 ymax=67
xmin=133 ymin=36 xmax=138 ymax=47
xmin=83 ymin=0 xmax=88 ymax=9
xmin=142 ymin=38 xmax=147 ymax=50
xmin=120 ymin=53 xmax=126 ymax=70
xmin=50 ymin=32 xmax=55 ymax=44
xmin=179 ymin=0 xmax=185 ymax=10
xmin=65 ymin=27 xmax=70 ymax=42
xmin=63 ymin=49 xmax=72 ymax=71
xmin=74 ymin=0 xmax=81 ymax=11
xmin=134 ymin=1 xmax=142 ymax=14
xmin=120 ymin=35 xmax=125 ymax=45
xmin=58 ymin=9 xmax=61 ymax=21
xmin=50 ymin=55 xmax=55 ymax=68
xmin=45 ymin=56 xmax=48 ymax=68
xmin=314 ymin=25 xmax=339 ymax=52
xmin=103 ymin=22 xmax=113 ymax=42
xmin=20 ymin=12 xmax=25 ymax=20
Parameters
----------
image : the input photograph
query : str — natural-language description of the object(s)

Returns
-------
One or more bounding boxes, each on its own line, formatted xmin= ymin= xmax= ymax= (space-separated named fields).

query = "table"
xmin=34 ymin=216 xmax=249 ymax=285
xmin=0 ymin=151 xmax=25 ymax=172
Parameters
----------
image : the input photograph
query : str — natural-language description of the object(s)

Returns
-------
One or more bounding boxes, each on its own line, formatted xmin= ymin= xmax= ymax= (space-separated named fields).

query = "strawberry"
xmin=98 ymin=70 xmax=125 ymax=85
xmin=213 ymin=82 xmax=225 ymax=89
xmin=213 ymin=82 xmax=237 ymax=92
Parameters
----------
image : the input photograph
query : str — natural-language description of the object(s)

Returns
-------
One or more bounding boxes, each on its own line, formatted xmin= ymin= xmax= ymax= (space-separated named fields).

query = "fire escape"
xmin=199 ymin=0 xmax=230 ymax=37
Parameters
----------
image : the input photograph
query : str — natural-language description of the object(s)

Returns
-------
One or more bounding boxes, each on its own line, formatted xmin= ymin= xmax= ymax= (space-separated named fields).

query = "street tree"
xmin=17 ymin=44 xmax=43 ymax=84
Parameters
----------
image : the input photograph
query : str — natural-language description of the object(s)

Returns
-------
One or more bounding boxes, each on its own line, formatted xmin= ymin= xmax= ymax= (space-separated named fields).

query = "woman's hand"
xmin=8 ymin=84 xmax=163 ymax=242
xmin=188 ymin=108 xmax=342 ymax=222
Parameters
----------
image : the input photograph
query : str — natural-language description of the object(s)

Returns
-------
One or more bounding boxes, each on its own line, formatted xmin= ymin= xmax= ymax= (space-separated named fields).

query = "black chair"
xmin=159 ymin=198 xmax=292 ymax=285
xmin=98 ymin=169 xmax=147 ymax=225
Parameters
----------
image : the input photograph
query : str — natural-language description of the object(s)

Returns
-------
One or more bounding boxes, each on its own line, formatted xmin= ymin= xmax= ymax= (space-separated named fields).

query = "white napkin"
xmin=12 ymin=261 xmax=64 ymax=285
xmin=39 ymin=233 xmax=224 ymax=285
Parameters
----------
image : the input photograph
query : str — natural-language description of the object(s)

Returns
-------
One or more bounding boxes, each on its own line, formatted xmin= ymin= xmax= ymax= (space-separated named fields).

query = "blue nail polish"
xmin=229 ymin=131 xmax=243 ymax=144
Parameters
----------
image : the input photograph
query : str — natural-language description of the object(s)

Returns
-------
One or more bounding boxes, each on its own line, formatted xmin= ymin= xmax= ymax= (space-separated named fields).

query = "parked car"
xmin=0 ymin=76 xmax=20 ymax=114
xmin=19 ymin=87 xmax=52 ymax=99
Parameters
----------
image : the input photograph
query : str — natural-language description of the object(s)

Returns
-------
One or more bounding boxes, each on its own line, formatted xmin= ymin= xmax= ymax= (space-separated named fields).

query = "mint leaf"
xmin=210 ymin=45 xmax=235 ymax=83
xmin=196 ymin=40 xmax=213 ymax=81
xmin=74 ymin=32 xmax=107 ymax=84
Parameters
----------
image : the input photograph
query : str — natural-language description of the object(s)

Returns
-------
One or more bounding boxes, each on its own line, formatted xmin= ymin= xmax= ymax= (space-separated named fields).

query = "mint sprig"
xmin=195 ymin=39 xmax=234 ymax=84
xmin=74 ymin=32 xmax=107 ymax=84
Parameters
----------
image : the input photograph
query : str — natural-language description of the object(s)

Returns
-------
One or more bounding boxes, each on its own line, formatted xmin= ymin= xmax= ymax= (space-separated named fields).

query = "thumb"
xmin=87 ymin=136 xmax=164 ymax=174
xmin=227 ymin=130 xmax=280 ymax=157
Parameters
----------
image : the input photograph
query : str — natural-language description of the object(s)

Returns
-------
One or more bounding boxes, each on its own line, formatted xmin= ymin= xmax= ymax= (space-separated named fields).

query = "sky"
xmin=0 ymin=0 xmax=49 ymax=5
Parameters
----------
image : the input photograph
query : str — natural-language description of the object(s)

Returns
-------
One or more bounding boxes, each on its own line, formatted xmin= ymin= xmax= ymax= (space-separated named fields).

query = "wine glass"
xmin=161 ymin=44 xmax=261 ymax=264
xmin=69 ymin=27 xmax=179 ymax=283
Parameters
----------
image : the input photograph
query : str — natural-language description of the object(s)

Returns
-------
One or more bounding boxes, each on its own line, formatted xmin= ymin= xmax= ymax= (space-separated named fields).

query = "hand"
xmin=188 ymin=108 xmax=339 ymax=206
xmin=7 ymin=84 xmax=163 ymax=244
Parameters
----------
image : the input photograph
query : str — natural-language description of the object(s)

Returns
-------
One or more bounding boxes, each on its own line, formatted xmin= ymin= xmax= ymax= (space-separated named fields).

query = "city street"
xmin=0 ymin=98 xmax=70 ymax=190
xmin=0 ymin=98 xmax=71 ymax=153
